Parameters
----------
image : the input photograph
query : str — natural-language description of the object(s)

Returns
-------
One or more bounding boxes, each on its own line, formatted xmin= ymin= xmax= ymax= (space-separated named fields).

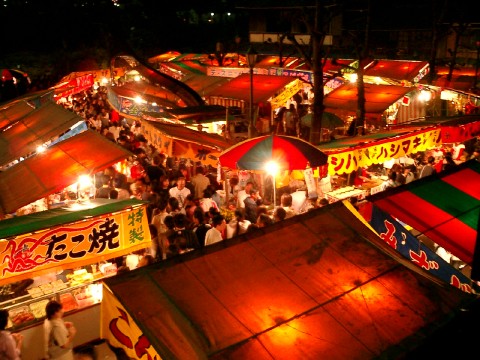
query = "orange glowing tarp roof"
xmin=0 ymin=90 xmax=53 ymax=129
xmin=0 ymin=100 xmax=35 ymax=129
xmin=0 ymin=101 xmax=85 ymax=167
xmin=0 ymin=129 xmax=133 ymax=215
xmin=183 ymin=75 xmax=231 ymax=97
xmin=323 ymin=82 xmax=415 ymax=114
xmin=363 ymin=60 xmax=429 ymax=83
xmin=430 ymin=74 xmax=476 ymax=91
xmin=207 ymin=74 xmax=297 ymax=103
xmin=103 ymin=202 xmax=477 ymax=359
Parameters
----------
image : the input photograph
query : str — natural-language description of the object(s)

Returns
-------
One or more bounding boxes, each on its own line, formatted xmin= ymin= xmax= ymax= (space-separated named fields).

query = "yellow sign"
xmin=0 ymin=205 xmax=151 ymax=285
xmin=141 ymin=121 xmax=221 ymax=167
xmin=327 ymin=128 xmax=442 ymax=175
xmin=270 ymin=79 xmax=305 ymax=108
xmin=101 ymin=286 xmax=161 ymax=359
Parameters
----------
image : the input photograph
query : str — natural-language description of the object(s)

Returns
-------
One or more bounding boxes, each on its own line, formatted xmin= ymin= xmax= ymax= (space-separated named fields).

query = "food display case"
xmin=1 ymin=267 xmax=114 ymax=331
xmin=325 ymin=186 xmax=366 ymax=203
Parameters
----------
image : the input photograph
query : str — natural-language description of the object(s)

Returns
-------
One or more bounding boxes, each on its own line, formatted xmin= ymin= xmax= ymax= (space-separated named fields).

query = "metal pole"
xmin=273 ymin=176 xmax=276 ymax=208
xmin=475 ymin=42 xmax=480 ymax=89
xmin=248 ymin=66 xmax=254 ymax=138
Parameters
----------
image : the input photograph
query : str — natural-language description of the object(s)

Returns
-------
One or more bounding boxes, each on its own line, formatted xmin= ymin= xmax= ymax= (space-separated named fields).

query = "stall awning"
xmin=207 ymin=74 xmax=296 ymax=104
xmin=324 ymin=83 xmax=415 ymax=115
xmin=402 ymin=115 xmax=480 ymax=143
xmin=0 ymin=129 xmax=133 ymax=215
xmin=183 ymin=75 xmax=231 ymax=97
xmin=166 ymin=105 xmax=227 ymax=121
xmin=102 ymin=202 xmax=476 ymax=359
xmin=439 ymin=75 xmax=476 ymax=91
xmin=110 ymin=83 xmax=179 ymax=108
xmin=368 ymin=160 xmax=480 ymax=272
xmin=52 ymin=72 xmax=94 ymax=99
xmin=0 ymin=198 xmax=144 ymax=240
xmin=142 ymin=120 xmax=231 ymax=151
xmin=0 ymin=101 xmax=35 ymax=129
xmin=0 ymin=101 xmax=85 ymax=167
xmin=363 ymin=60 xmax=429 ymax=83
xmin=162 ymin=60 xmax=208 ymax=76
xmin=318 ymin=126 xmax=441 ymax=175
xmin=0 ymin=199 xmax=150 ymax=285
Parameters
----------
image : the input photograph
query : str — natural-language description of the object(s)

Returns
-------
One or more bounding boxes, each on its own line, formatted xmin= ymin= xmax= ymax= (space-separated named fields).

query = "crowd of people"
xmin=57 ymin=83 xmax=480 ymax=267
xmin=54 ymin=85 xmax=324 ymax=267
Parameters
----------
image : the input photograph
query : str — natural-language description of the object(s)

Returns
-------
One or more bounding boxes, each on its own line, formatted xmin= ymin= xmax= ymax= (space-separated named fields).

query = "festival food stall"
xmin=140 ymin=120 xmax=232 ymax=168
xmin=318 ymin=125 xmax=441 ymax=174
xmin=0 ymin=100 xmax=86 ymax=169
xmin=0 ymin=199 xmax=151 ymax=360
xmin=367 ymin=160 xmax=480 ymax=283
xmin=206 ymin=74 xmax=305 ymax=133
xmin=0 ymin=128 xmax=134 ymax=217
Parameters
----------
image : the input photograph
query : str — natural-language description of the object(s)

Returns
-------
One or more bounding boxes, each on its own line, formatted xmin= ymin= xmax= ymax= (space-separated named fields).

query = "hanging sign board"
xmin=326 ymin=128 xmax=441 ymax=175
xmin=101 ymin=286 xmax=160 ymax=359
xmin=0 ymin=205 xmax=151 ymax=285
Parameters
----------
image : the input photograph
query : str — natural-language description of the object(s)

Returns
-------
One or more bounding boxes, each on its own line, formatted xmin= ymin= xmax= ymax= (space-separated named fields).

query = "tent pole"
xmin=224 ymin=169 xmax=229 ymax=206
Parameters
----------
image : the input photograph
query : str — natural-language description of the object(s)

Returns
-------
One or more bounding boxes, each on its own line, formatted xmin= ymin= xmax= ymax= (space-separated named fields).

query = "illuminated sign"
xmin=0 ymin=205 xmax=150 ymax=285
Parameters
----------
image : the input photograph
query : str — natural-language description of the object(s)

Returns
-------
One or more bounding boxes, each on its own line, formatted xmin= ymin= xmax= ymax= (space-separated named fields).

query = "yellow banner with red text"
xmin=101 ymin=286 xmax=161 ymax=359
xmin=326 ymin=128 xmax=441 ymax=175
xmin=0 ymin=205 xmax=150 ymax=285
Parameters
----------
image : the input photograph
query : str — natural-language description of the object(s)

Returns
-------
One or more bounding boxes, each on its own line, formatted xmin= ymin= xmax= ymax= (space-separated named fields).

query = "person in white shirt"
xmin=204 ymin=214 xmax=226 ymax=246
xmin=226 ymin=209 xmax=251 ymax=239
xmin=237 ymin=181 xmax=256 ymax=209
xmin=168 ymin=177 xmax=191 ymax=210
xmin=452 ymin=142 xmax=465 ymax=161
xmin=0 ymin=309 xmax=22 ymax=360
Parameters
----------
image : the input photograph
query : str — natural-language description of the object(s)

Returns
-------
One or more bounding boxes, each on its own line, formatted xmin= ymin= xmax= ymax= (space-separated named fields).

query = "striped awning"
xmin=368 ymin=160 xmax=480 ymax=277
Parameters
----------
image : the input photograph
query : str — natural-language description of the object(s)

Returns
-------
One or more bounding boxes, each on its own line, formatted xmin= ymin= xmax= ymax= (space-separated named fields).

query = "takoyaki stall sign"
xmin=0 ymin=199 xmax=151 ymax=285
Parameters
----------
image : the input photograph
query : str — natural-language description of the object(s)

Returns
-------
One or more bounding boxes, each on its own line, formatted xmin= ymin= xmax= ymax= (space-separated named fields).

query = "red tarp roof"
xmin=113 ymin=55 xmax=204 ymax=107
xmin=430 ymin=74 xmax=476 ymax=91
xmin=52 ymin=72 xmax=94 ymax=99
xmin=254 ymin=56 xmax=311 ymax=70
xmin=364 ymin=60 xmax=429 ymax=83
xmin=207 ymin=74 xmax=296 ymax=103
xmin=183 ymin=75 xmax=231 ymax=97
xmin=324 ymin=83 xmax=415 ymax=114
xmin=368 ymin=160 xmax=480 ymax=271
xmin=0 ymin=129 xmax=133 ymax=215
xmin=323 ymin=59 xmax=355 ymax=75
xmin=0 ymin=101 xmax=35 ymax=129
xmin=143 ymin=120 xmax=232 ymax=150
xmin=0 ymin=101 xmax=85 ymax=167
xmin=103 ymin=202 xmax=477 ymax=359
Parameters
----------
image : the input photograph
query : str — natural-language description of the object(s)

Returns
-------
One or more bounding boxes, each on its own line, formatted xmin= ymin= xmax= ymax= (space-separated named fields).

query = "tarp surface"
xmin=0 ymin=101 xmax=85 ymax=167
xmin=207 ymin=74 xmax=296 ymax=103
xmin=0 ymin=101 xmax=35 ymax=129
xmin=363 ymin=60 xmax=429 ymax=83
xmin=142 ymin=120 xmax=231 ymax=151
xmin=113 ymin=54 xmax=204 ymax=107
xmin=0 ymin=129 xmax=133 ymax=215
xmin=323 ymin=83 xmax=414 ymax=114
xmin=103 ymin=202 xmax=476 ymax=359
xmin=368 ymin=160 xmax=480 ymax=267
xmin=183 ymin=75 xmax=231 ymax=97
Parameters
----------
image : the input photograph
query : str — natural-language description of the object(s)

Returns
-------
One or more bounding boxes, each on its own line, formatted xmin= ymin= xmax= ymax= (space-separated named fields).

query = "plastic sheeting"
xmin=103 ymin=202 xmax=477 ymax=359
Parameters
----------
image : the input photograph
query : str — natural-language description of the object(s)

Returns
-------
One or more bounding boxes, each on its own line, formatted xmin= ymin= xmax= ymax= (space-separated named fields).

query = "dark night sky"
xmin=1 ymin=0 xmax=478 ymax=82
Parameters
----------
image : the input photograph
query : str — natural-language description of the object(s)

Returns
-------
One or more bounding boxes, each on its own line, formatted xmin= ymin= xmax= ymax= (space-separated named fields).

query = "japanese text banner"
xmin=0 ymin=205 xmax=150 ymax=285
xmin=327 ymin=128 xmax=441 ymax=175
xmin=101 ymin=286 xmax=160 ymax=360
